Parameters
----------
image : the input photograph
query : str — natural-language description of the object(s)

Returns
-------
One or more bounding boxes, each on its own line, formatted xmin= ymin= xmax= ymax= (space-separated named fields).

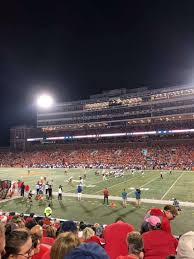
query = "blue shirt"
xmin=135 ymin=190 xmax=141 ymax=199
xmin=77 ymin=185 xmax=82 ymax=193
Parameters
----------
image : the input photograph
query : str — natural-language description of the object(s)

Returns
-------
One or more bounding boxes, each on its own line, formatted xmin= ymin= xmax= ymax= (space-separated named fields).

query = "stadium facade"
xmin=10 ymin=85 xmax=194 ymax=150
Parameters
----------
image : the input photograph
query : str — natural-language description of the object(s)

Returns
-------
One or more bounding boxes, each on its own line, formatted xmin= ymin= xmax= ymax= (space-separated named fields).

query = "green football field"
xmin=0 ymin=168 xmax=194 ymax=235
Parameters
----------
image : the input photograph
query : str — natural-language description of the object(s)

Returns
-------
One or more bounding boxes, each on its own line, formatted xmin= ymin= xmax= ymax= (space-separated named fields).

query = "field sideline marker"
xmin=161 ymin=172 xmax=184 ymax=200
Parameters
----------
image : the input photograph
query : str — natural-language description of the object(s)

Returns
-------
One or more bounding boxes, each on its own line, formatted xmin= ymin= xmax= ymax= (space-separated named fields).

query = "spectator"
xmin=82 ymin=227 xmax=105 ymax=246
xmin=65 ymin=242 xmax=109 ymax=259
xmin=0 ymin=223 xmax=5 ymax=258
xmin=31 ymin=234 xmax=41 ymax=258
xmin=116 ymin=231 xmax=144 ymax=259
xmin=142 ymin=216 xmax=178 ymax=259
xmin=142 ymin=205 xmax=178 ymax=234
xmin=30 ymin=225 xmax=50 ymax=259
xmin=59 ymin=221 xmax=78 ymax=234
xmin=104 ymin=217 xmax=134 ymax=259
xmin=41 ymin=225 xmax=56 ymax=246
xmin=176 ymin=231 xmax=194 ymax=259
xmin=3 ymin=229 xmax=33 ymax=259
xmin=50 ymin=232 xmax=80 ymax=259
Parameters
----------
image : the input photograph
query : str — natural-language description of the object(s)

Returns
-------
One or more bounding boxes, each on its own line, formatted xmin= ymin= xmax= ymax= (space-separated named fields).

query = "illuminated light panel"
xmin=27 ymin=128 xmax=194 ymax=142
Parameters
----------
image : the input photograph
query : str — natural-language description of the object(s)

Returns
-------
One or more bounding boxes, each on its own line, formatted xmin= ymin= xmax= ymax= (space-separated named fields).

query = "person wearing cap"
xmin=104 ymin=217 xmax=135 ymax=259
xmin=176 ymin=231 xmax=194 ymax=259
xmin=142 ymin=216 xmax=178 ymax=259
xmin=142 ymin=205 xmax=178 ymax=234
xmin=116 ymin=231 xmax=144 ymax=259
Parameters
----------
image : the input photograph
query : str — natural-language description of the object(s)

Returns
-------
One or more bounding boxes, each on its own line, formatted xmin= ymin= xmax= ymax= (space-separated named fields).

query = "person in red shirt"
xmin=82 ymin=227 xmax=105 ymax=246
xmin=142 ymin=216 xmax=178 ymax=259
xmin=116 ymin=231 xmax=144 ymax=259
xmin=103 ymin=187 xmax=109 ymax=205
xmin=104 ymin=217 xmax=135 ymax=259
xmin=141 ymin=205 xmax=178 ymax=234
xmin=31 ymin=225 xmax=50 ymax=259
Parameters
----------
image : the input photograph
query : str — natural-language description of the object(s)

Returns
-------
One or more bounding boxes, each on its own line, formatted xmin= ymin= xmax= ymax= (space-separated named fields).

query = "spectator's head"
xmin=60 ymin=221 xmax=77 ymax=234
xmin=25 ymin=220 xmax=37 ymax=230
xmin=31 ymin=233 xmax=40 ymax=256
xmin=50 ymin=232 xmax=80 ymax=259
xmin=4 ymin=229 xmax=33 ymax=259
xmin=30 ymin=225 xmax=43 ymax=240
xmin=0 ymin=223 xmax=5 ymax=258
xmin=127 ymin=231 xmax=144 ymax=259
xmin=164 ymin=205 xmax=178 ymax=220
xmin=64 ymin=242 xmax=109 ymax=259
xmin=115 ymin=217 xmax=124 ymax=222
xmin=5 ymin=223 xmax=18 ymax=235
xmin=176 ymin=231 xmax=194 ymax=259
xmin=45 ymin=225 xmax=56 ymax=238
xmin=29 ymin=213 xmax=34 ymax=218
xmin=82 ymin=227 xmax=95 ymax=241
xmin=145 ymin=216 xmax=161 ymax=230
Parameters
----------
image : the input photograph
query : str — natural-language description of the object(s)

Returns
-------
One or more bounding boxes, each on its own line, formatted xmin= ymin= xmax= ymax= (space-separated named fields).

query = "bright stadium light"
xmin=36 ymin=94 xmax=54 ymax=108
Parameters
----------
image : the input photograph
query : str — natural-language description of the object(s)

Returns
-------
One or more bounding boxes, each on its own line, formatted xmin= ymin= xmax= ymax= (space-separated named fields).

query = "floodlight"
xmin=37 ymin=94 xmax=53 ymax=108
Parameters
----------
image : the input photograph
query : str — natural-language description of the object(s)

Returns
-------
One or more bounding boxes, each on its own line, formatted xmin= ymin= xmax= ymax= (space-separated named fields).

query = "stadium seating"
xmin=0 ymin=142 xmax=194 ymax=170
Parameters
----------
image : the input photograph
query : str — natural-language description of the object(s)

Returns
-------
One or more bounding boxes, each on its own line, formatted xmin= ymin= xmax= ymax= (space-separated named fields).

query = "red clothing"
xmin=148 ymin=208 xmax=171 ymax=234
xmin=85 ymin=235 xmax=105 ymax=246
xmin=18 ymin=181 xmax=22 ymax=188
xmin=104 ymin=221 xmax=134 ymax=259
xmin=41 ymin=237 xmax=55 ymax=246
xmin=103 ymin=189 xmax=109 ymax=197
xmin=32 ymin=244 xmax=50 ymax=259
xmin=41 ymin=250 xmax=50 ymax=259
xmin=142 ymin=230 xmax=178 ymax=259
xmin=25 ymin=185 xmax=30 ymax=191
xmin=117 ymin=256 xmax=138 ymax=259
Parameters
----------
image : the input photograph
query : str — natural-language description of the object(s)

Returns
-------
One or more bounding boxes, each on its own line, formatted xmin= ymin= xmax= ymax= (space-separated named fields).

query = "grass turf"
xmin=0 ymin=168 xmax=194 ymax=235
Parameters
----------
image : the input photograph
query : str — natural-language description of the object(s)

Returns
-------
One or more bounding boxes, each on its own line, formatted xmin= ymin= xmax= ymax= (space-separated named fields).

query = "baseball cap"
xmin=145 ymin=216 xmax=161 ymax=227
xmin=176 ymin=231 xmax=194 ymax=259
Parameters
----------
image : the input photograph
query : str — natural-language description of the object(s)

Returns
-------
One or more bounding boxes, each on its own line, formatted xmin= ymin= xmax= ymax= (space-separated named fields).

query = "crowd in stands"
xmin=0 ymin=204 xmax=192 ymax=259
xmin=0 ymin=144 xmax=194 ymax=170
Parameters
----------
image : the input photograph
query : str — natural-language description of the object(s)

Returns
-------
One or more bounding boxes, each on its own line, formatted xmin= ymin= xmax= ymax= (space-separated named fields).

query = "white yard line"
xmin=94 ymin=174 xmax=146 ymax=194
xmin=161 ymin=172 xmax=184 ymax=200
xmin=128 ymin=175 xmax=160 ymax=194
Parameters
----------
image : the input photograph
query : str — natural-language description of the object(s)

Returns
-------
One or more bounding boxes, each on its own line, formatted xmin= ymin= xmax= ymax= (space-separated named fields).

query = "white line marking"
xmin=161 ymin=172 xmax=184 ymax=200
xmin=95 ymin=174 xmax=146 ymax=194
xmin=128 ymin=175 xmax=160 ymax=194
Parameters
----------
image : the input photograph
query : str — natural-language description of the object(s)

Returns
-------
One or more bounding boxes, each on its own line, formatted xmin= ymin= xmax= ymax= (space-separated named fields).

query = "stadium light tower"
xmin=36 ymin=94 xmax=54 ymax=108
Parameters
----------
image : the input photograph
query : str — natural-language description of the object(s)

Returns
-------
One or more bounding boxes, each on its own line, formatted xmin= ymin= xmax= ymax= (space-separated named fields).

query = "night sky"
xmin=1 ymin=1 xmax=194 ymax=145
